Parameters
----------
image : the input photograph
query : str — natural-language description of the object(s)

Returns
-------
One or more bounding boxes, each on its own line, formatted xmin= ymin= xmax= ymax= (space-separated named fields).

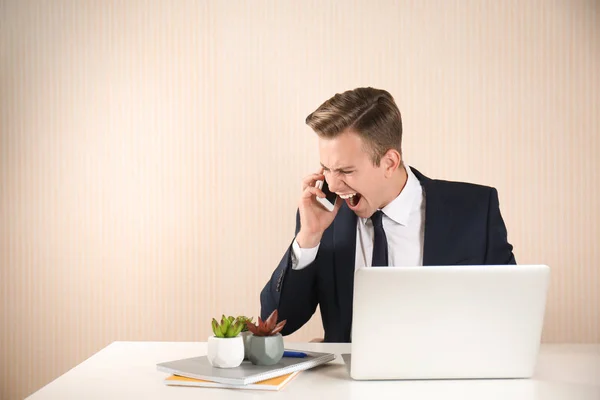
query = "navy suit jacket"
xmin=260 ymin=167 xmax=516 ymax=343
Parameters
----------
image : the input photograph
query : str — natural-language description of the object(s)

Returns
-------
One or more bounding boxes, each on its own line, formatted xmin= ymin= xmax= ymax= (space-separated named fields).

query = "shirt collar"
xmin=379 ymin=164 xmax=421 ymax=226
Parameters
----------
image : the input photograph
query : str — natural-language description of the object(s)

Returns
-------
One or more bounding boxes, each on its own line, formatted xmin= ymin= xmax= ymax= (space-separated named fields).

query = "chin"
xmin=352 ymin=208 xmax=370 ymax=219
xmin=347 ymin=197 xmax=373 ymax=218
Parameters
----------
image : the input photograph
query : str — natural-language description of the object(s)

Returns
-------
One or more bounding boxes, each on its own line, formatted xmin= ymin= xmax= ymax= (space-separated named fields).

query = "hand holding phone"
xmin=296 ymin=169 xmax=341 ymax=248
xmin=315 ymin=179 xmax=338 ymax=212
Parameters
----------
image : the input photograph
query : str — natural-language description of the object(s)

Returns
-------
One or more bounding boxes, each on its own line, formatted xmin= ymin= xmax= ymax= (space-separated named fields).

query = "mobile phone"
xmin=315 ymin=179 xmax=338 ymax=211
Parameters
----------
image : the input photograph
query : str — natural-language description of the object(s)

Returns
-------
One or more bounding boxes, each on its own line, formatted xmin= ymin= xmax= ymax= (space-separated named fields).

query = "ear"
xmin=381 ymin=149 xmax=401 ymax=177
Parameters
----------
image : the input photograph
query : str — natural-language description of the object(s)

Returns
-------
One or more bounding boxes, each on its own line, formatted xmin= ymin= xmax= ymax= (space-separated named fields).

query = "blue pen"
xmin=283 ymin=350 xmax=307 ymax=358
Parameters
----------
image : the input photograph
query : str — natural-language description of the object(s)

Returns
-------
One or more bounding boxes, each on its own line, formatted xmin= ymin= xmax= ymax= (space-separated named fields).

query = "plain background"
xmin=1 ymin=0 xmax=599 ymax=398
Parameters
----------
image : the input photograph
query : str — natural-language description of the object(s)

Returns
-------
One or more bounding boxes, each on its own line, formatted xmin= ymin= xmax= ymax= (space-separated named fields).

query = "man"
xmin=260 ymin=87 xmax=516 ymax=343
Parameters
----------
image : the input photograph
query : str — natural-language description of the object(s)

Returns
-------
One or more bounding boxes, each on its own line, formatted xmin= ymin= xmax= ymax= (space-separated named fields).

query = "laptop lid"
xmin=350 ymin=264 xmax=550 ymax=380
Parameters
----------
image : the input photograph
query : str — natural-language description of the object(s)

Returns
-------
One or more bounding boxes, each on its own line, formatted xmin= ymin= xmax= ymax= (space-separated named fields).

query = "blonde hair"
xmin=305 ymin=87 xmax=402 ymax=165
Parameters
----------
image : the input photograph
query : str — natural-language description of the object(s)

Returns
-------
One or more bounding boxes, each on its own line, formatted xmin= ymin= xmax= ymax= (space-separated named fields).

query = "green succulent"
xmin=236 ymin=316 xmax=254 ymax=332
xmin=211 ymin=315 xmax=244 ymax=338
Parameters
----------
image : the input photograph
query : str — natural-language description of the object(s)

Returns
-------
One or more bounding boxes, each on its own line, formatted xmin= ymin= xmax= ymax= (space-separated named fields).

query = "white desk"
xmin=27 ymin=342 xmax=600 ymax=399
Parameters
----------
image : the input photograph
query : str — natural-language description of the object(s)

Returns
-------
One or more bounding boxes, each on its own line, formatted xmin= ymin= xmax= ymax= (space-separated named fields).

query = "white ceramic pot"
xmin=207 ymin=335 xmax=244 ymax=368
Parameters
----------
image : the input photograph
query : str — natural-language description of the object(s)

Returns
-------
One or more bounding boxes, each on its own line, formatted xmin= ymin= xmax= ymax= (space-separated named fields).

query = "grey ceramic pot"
xmin=248 ymin=333 xmax=284 ymax=366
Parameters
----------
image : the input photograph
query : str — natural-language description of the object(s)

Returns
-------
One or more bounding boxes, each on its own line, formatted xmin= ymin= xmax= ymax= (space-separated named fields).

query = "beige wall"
xmin=1 ymin=0 xmax=599 ymax=398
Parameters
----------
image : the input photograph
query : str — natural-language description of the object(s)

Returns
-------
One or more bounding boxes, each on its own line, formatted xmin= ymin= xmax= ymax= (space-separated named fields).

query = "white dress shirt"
xmin=291 ymin=164 xmax=426 ymax=270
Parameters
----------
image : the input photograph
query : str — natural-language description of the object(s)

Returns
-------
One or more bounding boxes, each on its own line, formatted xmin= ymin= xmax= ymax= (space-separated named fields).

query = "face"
xmin=318 ymin=131 xmax=401 ymax=218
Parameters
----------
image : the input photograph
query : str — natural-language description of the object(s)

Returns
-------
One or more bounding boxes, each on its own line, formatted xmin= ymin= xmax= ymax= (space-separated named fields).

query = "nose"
xmin=325 ymin=173 xmax=345 ymax=194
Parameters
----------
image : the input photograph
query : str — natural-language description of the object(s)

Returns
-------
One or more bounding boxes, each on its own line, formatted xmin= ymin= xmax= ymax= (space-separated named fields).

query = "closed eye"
xmin=320 ymin=163 xmax=356 ymax=175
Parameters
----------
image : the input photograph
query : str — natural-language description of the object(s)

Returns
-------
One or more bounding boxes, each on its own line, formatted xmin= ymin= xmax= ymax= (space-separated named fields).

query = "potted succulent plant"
xmin=245 ymin=310 xmax=287 ymax=366
xmin=207 ymin=315 xmax=245 ymax=368
xmin=236 ymin=316 xmax=254 ymax=359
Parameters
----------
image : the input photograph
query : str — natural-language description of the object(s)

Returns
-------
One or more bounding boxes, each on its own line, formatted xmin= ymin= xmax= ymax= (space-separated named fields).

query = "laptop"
xmin=348 ymin=264 xmax=550 ymax=380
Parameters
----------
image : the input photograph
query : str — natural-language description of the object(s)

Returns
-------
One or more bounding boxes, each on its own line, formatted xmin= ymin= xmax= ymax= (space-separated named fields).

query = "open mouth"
xmin=338 ymin=192 xmax=362 ymax=208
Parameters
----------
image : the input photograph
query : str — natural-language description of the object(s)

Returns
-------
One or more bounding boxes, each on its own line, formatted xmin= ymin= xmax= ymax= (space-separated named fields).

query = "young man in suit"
xmin=260 ymin=87 xmax=516 ymax=343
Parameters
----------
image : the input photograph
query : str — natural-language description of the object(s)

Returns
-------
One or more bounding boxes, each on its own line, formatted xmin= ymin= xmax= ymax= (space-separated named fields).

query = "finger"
xmin=302 ymin=173 xmax=325 ymax=191
xmin=302 ymin=173 xmax=325 ymax=186
xmin=302 ymin=186 xmax=325 ymax=199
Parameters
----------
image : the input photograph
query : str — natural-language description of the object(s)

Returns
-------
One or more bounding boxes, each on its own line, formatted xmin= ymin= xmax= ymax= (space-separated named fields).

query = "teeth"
xmin=338 ymin=193 xmax=357 ymax=199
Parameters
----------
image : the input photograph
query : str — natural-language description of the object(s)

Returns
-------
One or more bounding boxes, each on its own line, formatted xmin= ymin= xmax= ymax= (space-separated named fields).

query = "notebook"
xmin=163 ymin=371 xmax=298 ymax=391
xmin=156 ymin=349 xmax=335 ymax=385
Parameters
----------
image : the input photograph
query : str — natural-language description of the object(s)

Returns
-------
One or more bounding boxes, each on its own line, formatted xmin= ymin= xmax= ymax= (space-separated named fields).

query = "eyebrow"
xmin=320 ymin=163 xmax=356 ymax=172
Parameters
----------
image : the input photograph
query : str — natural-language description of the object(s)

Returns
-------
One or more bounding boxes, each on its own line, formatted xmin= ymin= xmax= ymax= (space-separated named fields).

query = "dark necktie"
xmin=371 ymin=210 xmax=388 ymax=267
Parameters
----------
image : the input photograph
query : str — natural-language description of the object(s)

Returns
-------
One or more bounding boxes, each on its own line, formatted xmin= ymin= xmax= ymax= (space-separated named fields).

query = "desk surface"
xmin=27 ymin=342 xmax=600 ymax=400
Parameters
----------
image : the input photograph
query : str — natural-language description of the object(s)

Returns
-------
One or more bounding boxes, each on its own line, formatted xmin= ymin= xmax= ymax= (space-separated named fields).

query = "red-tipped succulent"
xmin=245 ymin=310 xmax=287 ymax=337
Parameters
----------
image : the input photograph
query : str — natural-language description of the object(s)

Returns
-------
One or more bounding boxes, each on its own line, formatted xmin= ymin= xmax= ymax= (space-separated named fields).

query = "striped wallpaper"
xmin=1 ymin=0 xmax=598 ymax=398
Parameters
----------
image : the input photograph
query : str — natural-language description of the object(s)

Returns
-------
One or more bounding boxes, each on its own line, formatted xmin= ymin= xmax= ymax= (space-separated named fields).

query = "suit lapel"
xmin=411 ymin=167 xmax=448 ymax=266
xmin=333 ymin=202 xmax=357 ymax=339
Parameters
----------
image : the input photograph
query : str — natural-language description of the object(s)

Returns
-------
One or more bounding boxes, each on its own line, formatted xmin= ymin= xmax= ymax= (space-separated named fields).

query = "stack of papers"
xmin=157 ymin=349 xmax=335 ymax=391
xmin=163 ymin=371 xmax=299 ymax=391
